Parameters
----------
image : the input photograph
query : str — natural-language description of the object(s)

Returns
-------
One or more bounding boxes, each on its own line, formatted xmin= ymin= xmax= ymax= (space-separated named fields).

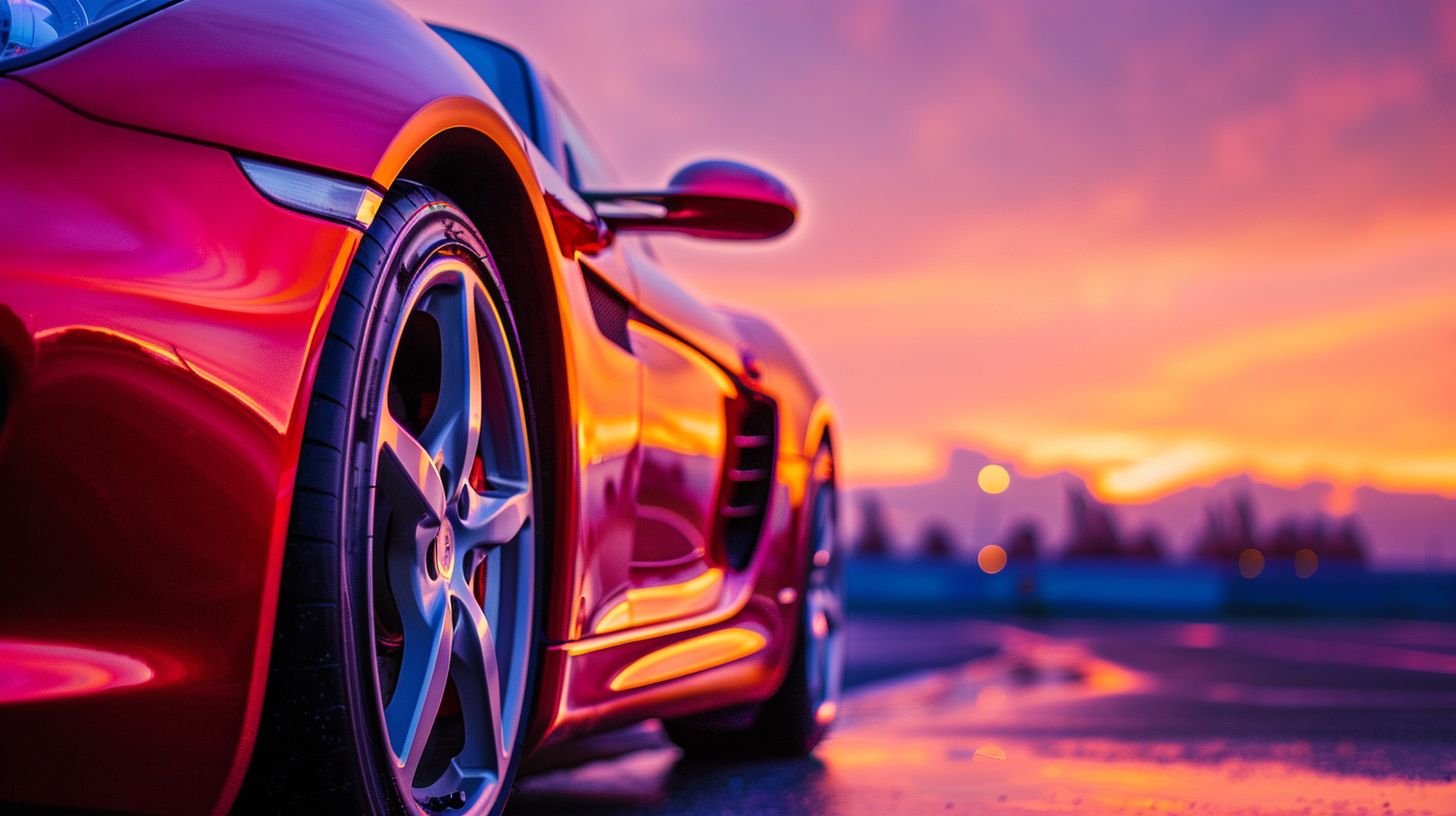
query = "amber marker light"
xmin=236 ymin=156 xmax=384 ymax=230
xmin=354 ymin=188 xmax=384 ymax=228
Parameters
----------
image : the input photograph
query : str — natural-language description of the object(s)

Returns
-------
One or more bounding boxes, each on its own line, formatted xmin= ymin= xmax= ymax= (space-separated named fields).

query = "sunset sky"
xmin=409 ymin=1 xmax=1456 ymax=505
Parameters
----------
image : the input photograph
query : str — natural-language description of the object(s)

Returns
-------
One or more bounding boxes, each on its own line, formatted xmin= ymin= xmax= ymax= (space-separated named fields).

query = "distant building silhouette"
xmin=916 ymin=521 xmax=959 ymax=559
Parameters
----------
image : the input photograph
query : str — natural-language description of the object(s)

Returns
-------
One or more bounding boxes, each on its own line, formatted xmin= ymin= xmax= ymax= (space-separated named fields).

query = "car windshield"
xmin=1 ymin=0 xmax=159 ymax=67
xmin=430 ymin=25 xmax=538 ymax=147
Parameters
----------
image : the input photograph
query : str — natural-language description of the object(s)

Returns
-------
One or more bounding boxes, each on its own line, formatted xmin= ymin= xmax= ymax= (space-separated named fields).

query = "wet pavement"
xmin=507 ymin=617 xmax=1456 ymax=815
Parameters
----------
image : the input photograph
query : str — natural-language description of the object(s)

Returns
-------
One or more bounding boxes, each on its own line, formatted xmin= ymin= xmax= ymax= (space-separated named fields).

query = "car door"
xmin=542 ymin=83 xmax=742 ymax=634
xmin=534 ymin=81 xmax=657 ymax=639
xmin=436 ymin=28 xmax=648 ymax=640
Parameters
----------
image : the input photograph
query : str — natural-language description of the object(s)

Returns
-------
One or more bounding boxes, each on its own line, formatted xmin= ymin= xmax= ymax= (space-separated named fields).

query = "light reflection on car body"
xmin=0 ymin=1 xmax=837 ymax=812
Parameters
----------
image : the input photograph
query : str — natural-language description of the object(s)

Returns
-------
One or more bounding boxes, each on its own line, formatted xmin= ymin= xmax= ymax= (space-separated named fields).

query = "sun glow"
xmin=422 ymin=0 xmax=1456 ymax=509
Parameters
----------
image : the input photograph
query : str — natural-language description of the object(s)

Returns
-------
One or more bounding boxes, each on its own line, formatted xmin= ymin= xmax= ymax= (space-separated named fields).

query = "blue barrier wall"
xmin=845 ymin=558 xmax=1456 ymax=619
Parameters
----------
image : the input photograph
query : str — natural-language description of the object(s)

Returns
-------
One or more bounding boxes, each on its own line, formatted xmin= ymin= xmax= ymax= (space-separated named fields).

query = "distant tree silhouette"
xmin=916 ymin=521 xmax=959 ymax=559
xmin=1324 ymin=518 xmax=1368 ymax=564
xmin=853 ymin=495 xmax=894 ymax=557
xmin=1298 ymin=515 xmax=1327 ymax=558
xmin=1125 ymin=526 xmax=1167 ymax=561
xmin=1003 ymin=520 xmax=1041 ymax=562
xmin=1266 ymin=519 xmax=1302 ymax=559
xmin=1063 ymin=487 xmax=1123 ymax=559
xmin=1260 ymin=514 xmax=1367 ymax=566
xmin=1193 ymin=489 xmax=1368 ymax=569
xmin=1193 ymin=492 xmax=1258 ymax=562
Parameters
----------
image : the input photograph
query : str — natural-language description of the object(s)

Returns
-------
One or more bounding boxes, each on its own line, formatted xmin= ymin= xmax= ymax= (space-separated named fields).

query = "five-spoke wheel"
xmin=370 ymin=256 xmax=535 ymax=814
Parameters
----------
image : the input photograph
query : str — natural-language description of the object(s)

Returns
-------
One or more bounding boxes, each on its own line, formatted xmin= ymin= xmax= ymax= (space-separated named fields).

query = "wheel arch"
xmin=391 ymin=126 xmax=575 ymax=590
xmin=805 ymin=399 xmax=837 ymax=466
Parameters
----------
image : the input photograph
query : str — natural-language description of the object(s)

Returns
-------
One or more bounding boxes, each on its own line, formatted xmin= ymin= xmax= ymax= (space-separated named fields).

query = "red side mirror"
xmin=583 ymin=160 xmax=798 ymax=241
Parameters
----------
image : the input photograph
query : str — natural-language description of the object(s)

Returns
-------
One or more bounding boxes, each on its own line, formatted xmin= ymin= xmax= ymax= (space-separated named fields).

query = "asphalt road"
xmin=507 ymin=617 xmax=1456 ymax=815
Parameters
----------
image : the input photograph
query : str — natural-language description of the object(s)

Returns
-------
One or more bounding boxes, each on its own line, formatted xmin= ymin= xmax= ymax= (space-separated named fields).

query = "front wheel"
xmin=665 ymin=443 xmax=845 ymax=756
xmin=238 ymin=184 xmax=540 ymax=816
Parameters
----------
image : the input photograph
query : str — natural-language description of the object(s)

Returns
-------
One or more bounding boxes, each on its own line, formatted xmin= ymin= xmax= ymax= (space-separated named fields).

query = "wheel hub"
xmin=434 ymin=524 xmax=454 ymax=579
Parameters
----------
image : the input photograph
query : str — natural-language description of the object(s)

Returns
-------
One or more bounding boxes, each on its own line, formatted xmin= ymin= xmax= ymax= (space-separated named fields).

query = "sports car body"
xmin=0 ymin=2 xmax=843 ymax=814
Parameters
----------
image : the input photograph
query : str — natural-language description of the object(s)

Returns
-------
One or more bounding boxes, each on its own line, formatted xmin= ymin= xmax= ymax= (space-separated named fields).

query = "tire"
xmin=236 ymin=184 xmax=542 ymax=816
xmin=664 ymin=443 xmax=845 ymax=757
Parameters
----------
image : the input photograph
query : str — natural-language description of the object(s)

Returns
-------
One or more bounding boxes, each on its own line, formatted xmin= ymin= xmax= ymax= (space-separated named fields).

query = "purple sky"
xmin=407 ymin=1 xmax=1456 ymax=508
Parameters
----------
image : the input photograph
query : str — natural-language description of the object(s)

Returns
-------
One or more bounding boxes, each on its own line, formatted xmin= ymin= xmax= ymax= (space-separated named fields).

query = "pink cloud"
xmin=401 ymin=0 xmax=1456 ymax=501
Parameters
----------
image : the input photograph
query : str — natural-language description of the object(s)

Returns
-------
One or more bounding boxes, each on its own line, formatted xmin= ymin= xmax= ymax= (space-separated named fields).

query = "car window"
xmin=546 ymin=82 xmax=619 ymax=191
xmin=431 ymin=26 xmax=539 ymax=147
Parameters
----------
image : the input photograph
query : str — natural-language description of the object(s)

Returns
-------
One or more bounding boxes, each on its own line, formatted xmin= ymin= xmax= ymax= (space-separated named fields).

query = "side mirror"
xmin=582 ymin=160 xmax=797 ymax=241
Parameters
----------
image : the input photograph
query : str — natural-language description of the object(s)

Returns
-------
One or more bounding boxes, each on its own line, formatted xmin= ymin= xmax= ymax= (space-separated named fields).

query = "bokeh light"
xmin=977 ymin=464 xmax=1011 ymax=495
xmin=1295 ymin=548 xmax=1319 ymax=579
xmin=1237 ymin=548 xmax=1265 ymax=579
xmin=978 ymin=544 xmax=1008 ymax=574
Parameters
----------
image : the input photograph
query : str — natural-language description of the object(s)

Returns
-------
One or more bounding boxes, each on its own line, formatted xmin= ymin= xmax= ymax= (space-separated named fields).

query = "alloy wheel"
xmin=368 ymin=255 xmax=534 ymax=814
xmin=804 ymin=474 xmax=844 ymax=727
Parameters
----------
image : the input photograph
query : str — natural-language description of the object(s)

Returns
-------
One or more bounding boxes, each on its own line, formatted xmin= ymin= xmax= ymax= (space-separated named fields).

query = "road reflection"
xmin=508 ymin=619 xmax=1456 ymax=815
xmin=510 ymin=739 xmax=835 ymax=815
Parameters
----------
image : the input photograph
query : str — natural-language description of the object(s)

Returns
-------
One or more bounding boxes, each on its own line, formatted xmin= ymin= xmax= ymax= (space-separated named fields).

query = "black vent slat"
xmin=581 ymin=265 xmax=633 ymax=352
xmin=720 ymin=394 xmax=777 ymax=570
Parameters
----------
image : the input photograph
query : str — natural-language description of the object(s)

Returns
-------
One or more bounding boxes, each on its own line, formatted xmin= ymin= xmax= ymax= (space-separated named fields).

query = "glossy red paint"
xmin=15 ymin=0 xmax=499 ymax=185
xmin=0 ymin=640 xmax=156 ymax=705
xmin=0 ymin=2 xmax=832 ymax=813
xmin=0 ymin=77 xmax=358 ymax=814
xmin=586 ymin=159 xmax=800 ymax=240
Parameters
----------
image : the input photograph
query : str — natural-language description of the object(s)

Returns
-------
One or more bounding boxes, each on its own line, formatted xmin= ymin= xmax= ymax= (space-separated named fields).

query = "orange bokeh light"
xmin=978 ymin=544 xmax=1008 ymax=574
xmin=1238 ymin=548 xmax=1265 ymax=579
xmin=1294 ymin=548 xmax=1319 ymax=578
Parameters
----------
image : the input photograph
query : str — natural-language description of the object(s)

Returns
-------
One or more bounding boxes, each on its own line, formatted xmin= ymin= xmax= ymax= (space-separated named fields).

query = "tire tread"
xmin=236 ymin=185 xmax=477 ymax=815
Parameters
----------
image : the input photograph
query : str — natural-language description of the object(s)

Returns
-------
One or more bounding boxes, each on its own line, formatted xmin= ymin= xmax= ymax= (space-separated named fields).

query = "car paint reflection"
xmin=0 ymin=640 xmax=155 ymax=704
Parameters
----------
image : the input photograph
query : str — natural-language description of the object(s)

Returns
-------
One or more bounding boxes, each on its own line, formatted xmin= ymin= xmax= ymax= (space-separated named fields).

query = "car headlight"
xmin=1 ymin=0 xmax=170 ymax=70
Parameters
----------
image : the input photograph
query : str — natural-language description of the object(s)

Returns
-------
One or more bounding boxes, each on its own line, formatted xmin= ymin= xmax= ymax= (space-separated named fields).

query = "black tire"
xmin=664 ymin=444 xmax=844 ymax=757
xmin=236 ymin=184 xmax=542 ymax=816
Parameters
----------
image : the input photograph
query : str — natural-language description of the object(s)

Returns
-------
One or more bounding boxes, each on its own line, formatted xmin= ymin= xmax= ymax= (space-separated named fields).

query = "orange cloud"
xmin=407 ymin=0 xmax=1456 ymax=506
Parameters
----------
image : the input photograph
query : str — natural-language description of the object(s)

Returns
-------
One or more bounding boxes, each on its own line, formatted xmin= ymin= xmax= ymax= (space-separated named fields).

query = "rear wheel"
xmin=238 ymin=185 xmax=539 ymax=816
xmin=665 ymin=443 xmax=844 ymax=756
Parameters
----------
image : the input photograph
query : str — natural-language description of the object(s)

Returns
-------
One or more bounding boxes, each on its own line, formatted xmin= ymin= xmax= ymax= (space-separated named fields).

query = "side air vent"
xmin=581 ymin=265 xmax=633 ymax=352
xmin=720 ymin=393 xmax=777 ymax=569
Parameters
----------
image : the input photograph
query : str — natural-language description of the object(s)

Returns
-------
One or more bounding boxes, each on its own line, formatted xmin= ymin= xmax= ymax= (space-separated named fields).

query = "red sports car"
xmin=0 ymin=2 xmax=844 ymax=814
